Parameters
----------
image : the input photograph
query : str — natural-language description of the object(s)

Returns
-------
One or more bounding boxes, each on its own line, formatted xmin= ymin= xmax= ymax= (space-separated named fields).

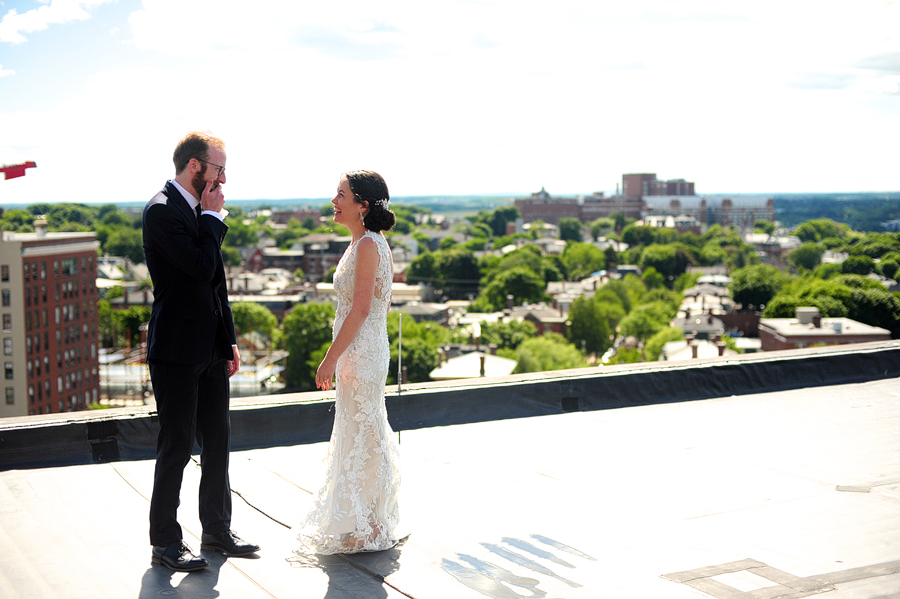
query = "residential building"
xmin=395 ymin=302 xmax=450 ymax=325
xmin=0 ymin=223 xmax=101 ymax=417
xmin=661 ymin=338 xmax=737 ymax=361
xmin=758 ymin=307 xmax=891 ymax=351
xmin=672 ymin=311 xmax=727 ymax=340
xmin=509 ymin=303 xmax=569 ymax=336
xmin=246 ymin=234 xmax=351 ymax=281
xmin=429 ymin=350 xmax=517 ymax=381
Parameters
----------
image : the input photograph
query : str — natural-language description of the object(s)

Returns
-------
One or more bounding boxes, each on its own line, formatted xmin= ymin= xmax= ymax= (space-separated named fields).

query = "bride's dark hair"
xmin=345 ymin=170 xmax=395 ymax=232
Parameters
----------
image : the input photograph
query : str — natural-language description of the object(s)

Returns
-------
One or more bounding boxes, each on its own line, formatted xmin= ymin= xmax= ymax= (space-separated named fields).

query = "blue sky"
xmin=1 ymin=0 xmax=898 ymax=206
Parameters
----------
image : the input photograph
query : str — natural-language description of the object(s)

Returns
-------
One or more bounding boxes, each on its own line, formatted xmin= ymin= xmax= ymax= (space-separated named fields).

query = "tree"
xmin=617 ymin=301 xmax=674 ymax=343
xmin=479 ymin=319 xmax=538 ymax=350
xmin=639 ymin=244 xmax=693 ymax=283
xmin=223 ymin=218 xmax=259 ymax=248
xmin=46 ymin=204 xmax=95 ymax=229
xmin=489 ymin=245 xmax=543 ymax=277
xmin=880 ymin=260 xmax=899 ymax=280
xmin=754 ymin=220 xmax=775 ymax=235
xmin=104 ymin=227 xmax=145 ymax=264
xmin=794 ymin=219 xmax=849 ymax=243
xmin=643 ymin=288 xmax=682 ymax=313
xmin=437 ymin=248 xmax=481 ymax=299
xmin=814 ymin=262 xmax=842 ymax=279
xmin=560 ymin=242 xmax=605 ymax=281
xmin=386 ymin=311 xmax=446 ymax=384
xmin=789 ymin=242 xmax=825 ymax=271
xmin=98 ymin=206 xmax=130 ymax=226
xmin=487 ymin=206 xmax=521 ymax=237
xmin=729 ymin=264 xmax=788 ymax=310
xmin=513 ymin=334 xmax=585 ymax=373
xmin=567 ymin=294 xmax=614 ymax=355
xmin=641 ymin=266 xmax=665 ymax=290
xmin=478 ymin=266 xmax=547 ymax=311
xmin=674 ymin=271 xmax=702 ymax=293
xmin=1 ymin=209 xmax=35 ymax=231
xmin=389 ymin=336 xmax=439 ymax=384
xmin=621 ymin=224 xmax=658 ymax=247
xmin=222 ymin=246 xmax=242 ymax=266
xmin=846 ymin=288 xmax=900 ymax=337
xmin=607 ymin=347 xmax=644 ymax=365
xmin=644 ymin=327 xmax=685 ymax=361
xmin=699 ymin=242 xmax=727 ymax=266
xmin=275 ymin=219 xmax=310 ymax=249
xmin=590 ymin=218 xmax=615 ymax=240
xmin=558 ymin=217 xmax=583 ymax=242
xmin=841 ymin=255 xmax=875 ymax=275
xmin=406 ymin=252 xmax=438 ymax=284
xmin=282 ymin=302 xmax=335 ymax=390
xmin=112 ymin=306 xmax=151 ymax=349
xmin=232 ymin=302 xmax=277 ymax=339
xmin=604 ymin=246 xmax=618 ymax=270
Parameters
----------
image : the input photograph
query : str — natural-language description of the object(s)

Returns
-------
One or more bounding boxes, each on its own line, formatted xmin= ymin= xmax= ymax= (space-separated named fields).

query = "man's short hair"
xmin=173 ymin=131 xmax=225 ymax=175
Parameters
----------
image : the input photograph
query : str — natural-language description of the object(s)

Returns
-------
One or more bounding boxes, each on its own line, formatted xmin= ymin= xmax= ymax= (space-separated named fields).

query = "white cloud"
xmin=0 ymin=63 xmax=13 ymax=77
xmin=0 ymin=0 xmax=114 ymax=44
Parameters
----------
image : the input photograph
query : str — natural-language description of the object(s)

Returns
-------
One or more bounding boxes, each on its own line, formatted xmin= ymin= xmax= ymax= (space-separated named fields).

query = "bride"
xmin=295 ymin=170 xmax=401 ymax=554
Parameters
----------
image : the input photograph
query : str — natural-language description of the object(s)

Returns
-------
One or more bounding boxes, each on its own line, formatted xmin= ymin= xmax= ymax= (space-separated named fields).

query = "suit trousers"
xmin=148 ymin=355 xmax=232 ymax=546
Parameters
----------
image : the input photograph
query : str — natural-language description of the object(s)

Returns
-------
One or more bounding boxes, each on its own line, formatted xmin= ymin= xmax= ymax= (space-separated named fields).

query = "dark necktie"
xmin=195 ymin=204 xmax=202 ymax=219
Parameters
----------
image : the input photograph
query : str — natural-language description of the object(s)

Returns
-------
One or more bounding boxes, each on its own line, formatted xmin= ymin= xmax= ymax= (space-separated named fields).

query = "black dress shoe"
xmin=200 ymin=530 xmax=260 ymax=556
xmin=151 ymin=541 xmax=209 ymax=572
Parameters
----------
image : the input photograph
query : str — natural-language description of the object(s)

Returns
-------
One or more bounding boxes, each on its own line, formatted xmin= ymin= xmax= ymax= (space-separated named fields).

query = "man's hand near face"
xmin=200 ymin=178 xmax=226 ymax=213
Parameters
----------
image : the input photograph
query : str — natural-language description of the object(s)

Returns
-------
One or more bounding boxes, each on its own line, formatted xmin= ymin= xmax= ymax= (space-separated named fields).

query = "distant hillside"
xmin=0 ymin=195 xmax=518 ymax=215
xmin=772 ymin=192 xmax=900 ymax=231
xmin=3 ymin=192 xmax=898 ymax=232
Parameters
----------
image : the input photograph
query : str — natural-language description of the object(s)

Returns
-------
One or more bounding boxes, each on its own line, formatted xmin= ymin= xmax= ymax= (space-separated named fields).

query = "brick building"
xmin=514 ymin=188 xmax=643 ymax=225
xmin=269 ymin=208 xmax=322 ymax=227
xmin=758 ymin=307 xmax=891 ymax=351
xmin=623 ymin=173 xmax=695 ymax=198
xmin=0 ymin=223 xmax=101 ymax=417
xmin=515 ymin=173 xmax=694 ymax=225
xmin=643 ymin=195 xmax=775 ymax=230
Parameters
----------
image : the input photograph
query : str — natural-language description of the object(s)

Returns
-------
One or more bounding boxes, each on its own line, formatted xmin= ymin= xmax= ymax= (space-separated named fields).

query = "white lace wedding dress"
xmin=295 ymin=231 xmax=401 ymax=554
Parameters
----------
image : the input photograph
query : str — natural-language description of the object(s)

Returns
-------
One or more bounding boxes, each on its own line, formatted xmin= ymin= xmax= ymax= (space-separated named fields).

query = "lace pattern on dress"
xmin=295 ymin=231 xmax=400 ymax=554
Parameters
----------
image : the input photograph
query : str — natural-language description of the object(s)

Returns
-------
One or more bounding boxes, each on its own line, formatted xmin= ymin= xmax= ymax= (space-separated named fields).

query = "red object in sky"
xmin=1 ymin=161 xmax=37 ymax=180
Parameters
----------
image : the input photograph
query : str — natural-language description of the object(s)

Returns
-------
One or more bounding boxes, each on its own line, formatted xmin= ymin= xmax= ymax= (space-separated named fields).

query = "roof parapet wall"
xmin=1 ymin=341 xmax=899 ymax=470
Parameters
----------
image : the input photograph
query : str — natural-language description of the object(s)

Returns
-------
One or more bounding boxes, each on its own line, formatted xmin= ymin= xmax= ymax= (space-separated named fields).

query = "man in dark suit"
xmin=143 ymin=131 xmax=259 ymax=572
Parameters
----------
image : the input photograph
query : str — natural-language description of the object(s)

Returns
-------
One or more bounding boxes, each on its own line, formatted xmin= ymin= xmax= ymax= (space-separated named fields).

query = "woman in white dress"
xmin=295 ymin=170 xmax=401 ymax=554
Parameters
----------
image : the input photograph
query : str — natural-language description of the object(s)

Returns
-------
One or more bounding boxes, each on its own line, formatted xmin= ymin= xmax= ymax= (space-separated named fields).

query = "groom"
xmin=142 ymin=131 xmax=259 ymax=571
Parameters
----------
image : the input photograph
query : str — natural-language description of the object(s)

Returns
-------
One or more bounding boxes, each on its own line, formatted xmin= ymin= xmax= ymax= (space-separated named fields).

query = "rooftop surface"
xmin=760 ymin=317 xmax=892 ymax=338
xmin=1 ymin=344 xmax=899 ymax=598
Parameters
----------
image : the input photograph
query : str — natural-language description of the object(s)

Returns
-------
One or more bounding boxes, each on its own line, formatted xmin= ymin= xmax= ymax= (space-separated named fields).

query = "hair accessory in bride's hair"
xmin=374 ymin=198 xmax=390 ymax=210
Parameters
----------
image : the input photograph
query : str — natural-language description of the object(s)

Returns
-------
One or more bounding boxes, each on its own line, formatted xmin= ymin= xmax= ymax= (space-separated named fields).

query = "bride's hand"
xmin=316 ymin=357 xmax=336 ymax=391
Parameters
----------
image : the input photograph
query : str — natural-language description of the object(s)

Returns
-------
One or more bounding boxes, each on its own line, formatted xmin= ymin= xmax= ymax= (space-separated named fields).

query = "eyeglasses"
xmin=197 ymin=159 xmax=226 ymax=177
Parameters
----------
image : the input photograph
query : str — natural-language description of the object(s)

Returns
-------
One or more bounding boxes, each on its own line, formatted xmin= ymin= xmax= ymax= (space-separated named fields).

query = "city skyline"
xmin=1 ymin=0 xmax=899 ymax=206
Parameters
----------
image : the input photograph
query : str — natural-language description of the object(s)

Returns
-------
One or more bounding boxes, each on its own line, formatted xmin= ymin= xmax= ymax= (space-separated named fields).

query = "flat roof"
xmin=2 ymin=342 xmax=899 ymax=598
xmin=760 ymin=317 xmax=891 ymax=338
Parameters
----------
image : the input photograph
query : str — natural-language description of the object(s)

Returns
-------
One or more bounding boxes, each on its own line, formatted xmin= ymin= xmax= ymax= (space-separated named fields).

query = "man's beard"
xmin=191 ymin=163 xmax=208 ymax=199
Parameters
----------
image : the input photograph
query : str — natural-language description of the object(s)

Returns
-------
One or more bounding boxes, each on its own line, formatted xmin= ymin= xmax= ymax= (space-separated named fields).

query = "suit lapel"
xmin=164 ymin=181 xmax=200 ymax=235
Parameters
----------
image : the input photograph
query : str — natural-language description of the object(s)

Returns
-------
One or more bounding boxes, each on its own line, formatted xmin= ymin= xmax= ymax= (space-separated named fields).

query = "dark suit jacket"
xmin=142 ymin=181 xmax=236 ymax=365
